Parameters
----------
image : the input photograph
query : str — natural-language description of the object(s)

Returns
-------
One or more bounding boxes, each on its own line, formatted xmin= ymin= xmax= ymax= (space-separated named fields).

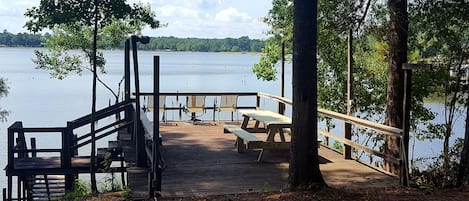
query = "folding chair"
xmin=186 ymin=95 xmax=206 ymax=123
xmin=218 ymin=95 xmax=238 ymax=122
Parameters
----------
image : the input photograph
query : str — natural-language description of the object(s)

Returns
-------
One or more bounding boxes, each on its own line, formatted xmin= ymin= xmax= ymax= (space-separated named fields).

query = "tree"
xmin=383 ymin=0 xmax=408 ymax=174
xmin=408 ymin=0 xmax=469 ymax=187
xmin=288 ymin=0 xmax=326 ymax=188
xmin=0 ymin=77 xmax=8 ymax=122
xmin=25 ymin=0 xmax=160 ymax=193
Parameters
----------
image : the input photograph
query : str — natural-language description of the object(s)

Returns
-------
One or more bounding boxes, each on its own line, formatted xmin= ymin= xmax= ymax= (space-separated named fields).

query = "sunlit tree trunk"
xmin=456 ymin=101 xmax=469 ymax=186
xmin=288 ymin=0 xmax=326 ymax=188
xmin=384 ymin=0 xmax=408 ymax=174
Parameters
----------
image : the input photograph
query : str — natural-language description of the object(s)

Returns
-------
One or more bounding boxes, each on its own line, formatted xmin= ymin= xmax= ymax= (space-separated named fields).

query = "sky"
xmin=0 ymin=0 xmax=272 ymax=39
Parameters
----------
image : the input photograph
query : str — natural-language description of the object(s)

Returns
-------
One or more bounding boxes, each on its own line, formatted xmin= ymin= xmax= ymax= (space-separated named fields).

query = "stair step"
xmin=32 ymin=183 xmax=65 ymax=188
xmin=108 ymin=141 xmax=120 ymax=148
xmin=28 ymin=174 xmax=67 ymax=201
xmin=31 ymin=175 xmax=65 ymax=180
xmin=118 ymin=132 xmax=132 ymax=140
xmin=32 ymin=188 xmax=66 ymax=193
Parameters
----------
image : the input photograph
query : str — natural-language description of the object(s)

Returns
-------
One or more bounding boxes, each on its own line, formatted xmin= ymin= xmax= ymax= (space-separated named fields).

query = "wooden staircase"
xmin=28 ymin=175 xmax=66 ymax=201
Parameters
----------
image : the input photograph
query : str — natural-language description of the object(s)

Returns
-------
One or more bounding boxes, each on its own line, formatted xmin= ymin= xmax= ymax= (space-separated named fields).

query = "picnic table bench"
xmin=224 ymin=109 xmax=322 ymax=162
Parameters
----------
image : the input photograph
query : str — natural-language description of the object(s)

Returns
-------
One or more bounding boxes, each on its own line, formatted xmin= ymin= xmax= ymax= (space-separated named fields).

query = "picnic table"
xmin=224 ymin=109 xmax=292 ymax=161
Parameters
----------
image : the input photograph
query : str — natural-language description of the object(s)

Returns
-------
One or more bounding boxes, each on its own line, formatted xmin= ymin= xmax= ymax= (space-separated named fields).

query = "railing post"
xmin=278 ymin=102 xmax=285 ymax=115
xmin=64 ymin=122 xmax=74 ymax=191
xmin=344 ymin=122 xmax=352 ymax=159
xmin=401 ymin=68 xmax=412 ymax=186
xmin=153 ymin=56 xmax=162 ymax=195
xmin=30 ymin=138 xmax=37 ymax=158
xmin=344 ymin=29 xmax=353 ymax=160
xmin=132 ymin=35 xmax=147 ymax=167
xmin=256 ymin=94 xmax=260 ymax=109
xmin=124 ymin=39 xmax=131 ymax=122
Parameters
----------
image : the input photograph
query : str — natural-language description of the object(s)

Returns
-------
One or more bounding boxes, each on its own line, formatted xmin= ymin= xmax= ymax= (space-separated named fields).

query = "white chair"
xmin=218 ymin=95 xmax=238 ymax=121
xmin=186 ymin=96 xmax=206 ymax=123
xmin=145 ymin=95 xmax=166 ymax=121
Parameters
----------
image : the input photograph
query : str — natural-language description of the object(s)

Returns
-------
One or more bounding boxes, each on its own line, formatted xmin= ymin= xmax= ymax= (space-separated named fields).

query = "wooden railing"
xmin=140 ymin=92 xmax=406 ymax=183
xmin=5 ymin=100 xmax=137 ymax=201
xmin=259 ymin=93 xmax=406 ymax=183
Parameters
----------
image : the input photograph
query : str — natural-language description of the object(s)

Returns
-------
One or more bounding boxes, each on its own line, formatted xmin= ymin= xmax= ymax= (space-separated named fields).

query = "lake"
xmin=0 ymin=47 xmax=465 ymax=191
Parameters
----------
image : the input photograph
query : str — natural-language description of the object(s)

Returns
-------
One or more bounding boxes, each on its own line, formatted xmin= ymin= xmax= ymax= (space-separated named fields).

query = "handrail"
xmin=70 ymin=101 xmax=133 ymax=128
xmin=75 ymin=118 xmax=128 ymax=142
xmin=257 ymin=92 xmax=292 ymax=105
xmin=317 ymin=109 xmax=403 ymax=137
xmin=139 ymin=92 xmax=258 ymax=96
xmin=72 ymin=121 xmax=133 ymax=149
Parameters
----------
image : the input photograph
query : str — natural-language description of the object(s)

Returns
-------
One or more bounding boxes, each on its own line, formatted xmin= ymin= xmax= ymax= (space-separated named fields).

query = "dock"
xmin=126 ymin=121 xmax=399 ymax=198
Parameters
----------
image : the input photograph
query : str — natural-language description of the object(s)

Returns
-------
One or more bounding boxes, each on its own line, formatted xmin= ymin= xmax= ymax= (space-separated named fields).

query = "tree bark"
xmin=384 ymin=0 xmax=408 ymax=174
xmin=288 ymin=0 xmax=326 ymax=188
xmin=90 ymin=0 xmax=99 ymax=194
xmin=457 ymin=97 xmax=469 ymax=186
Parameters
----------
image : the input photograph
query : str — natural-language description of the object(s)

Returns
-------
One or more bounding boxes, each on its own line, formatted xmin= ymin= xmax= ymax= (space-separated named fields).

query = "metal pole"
xmin=132 ymin=35 xmax=146 ymax=167
xmin=344 ymin=29 xmax=353 ymax=159
xmin=152 ymin=56 xmax=162 ymax=196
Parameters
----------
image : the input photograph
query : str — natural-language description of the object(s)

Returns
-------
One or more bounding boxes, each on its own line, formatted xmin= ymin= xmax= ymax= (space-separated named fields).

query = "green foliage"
xmin=121 ymin=186 xmax=131 ymax=199
xmin=411 ymin=138 xmax=467 ymax=188
xmin=63 ymin=179 xmax=91 ymax=201
xmin=24 ymin=0 xmax=159 ymax=78
xmin=0 ymin=29 xmax=45 ymax=47
xmin=24 ymin=0 xmax=159 ymax=33
xmin=332 ymin=141 xmax=344 ymax=153
xmin=261 ymin=182 xmax=272 ymax=193
xmin=1 ymin=30 xmax=263 ymax=53
xmin=252 ymin=0 xmax=292 ymax=81
xmin=408 ymin=0 xmax=469 ymax=170
xmin=140 ymin=36 xmax=264 ymax=52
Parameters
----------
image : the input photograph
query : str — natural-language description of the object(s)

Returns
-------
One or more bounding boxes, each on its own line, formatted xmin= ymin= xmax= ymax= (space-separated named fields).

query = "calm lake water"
xmin=0 ymin=47 xmax=465 ymax=191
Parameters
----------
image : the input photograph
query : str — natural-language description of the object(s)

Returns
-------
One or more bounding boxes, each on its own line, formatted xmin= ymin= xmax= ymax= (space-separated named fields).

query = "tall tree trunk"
xmin=384 ymin=0 xmax=408 ymax=174
xmin=90 ymin=0 xmax=99 ymax=194
xmin=288 ymin=0 xmax=326 ymax=188
xmin=457 ymin=101 xmax=469 ymax=186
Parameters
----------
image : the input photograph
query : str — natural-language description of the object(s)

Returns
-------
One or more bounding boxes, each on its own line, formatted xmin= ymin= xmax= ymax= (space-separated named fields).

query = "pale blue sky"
xmin=0 ymin=0 xmax=272 ymax=39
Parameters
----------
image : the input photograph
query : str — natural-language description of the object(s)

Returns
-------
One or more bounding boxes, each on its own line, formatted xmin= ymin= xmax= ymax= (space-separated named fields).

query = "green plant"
xmin=332 ymin=141 xmax=344 ymax=153
xmin=261 ymin=182 xmax=272 ymax=193
xmin=121 ymin=186 xmax=132 ymax=199
xmin=410 ymin=138 xmax=467 ymax=188
xmin=63 ymin=179 xmax=91 ymax=201
xmin=98 ymin=175 xmax=123 ymax=193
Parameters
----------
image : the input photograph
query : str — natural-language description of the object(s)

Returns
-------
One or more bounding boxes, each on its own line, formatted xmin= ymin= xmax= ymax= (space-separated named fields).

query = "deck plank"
xmin=157 ymin=122 xmax=399 ymax=197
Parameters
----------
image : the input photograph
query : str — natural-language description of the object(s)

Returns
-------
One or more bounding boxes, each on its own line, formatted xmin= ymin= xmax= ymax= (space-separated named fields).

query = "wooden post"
xmin=151 ymin=55 xmax=162 ymax=196
xmin=400 ymin=63 xmax=430 ymax=186
xmin=278 ymin=42 xmax=286 ymax=115
xmin=64 ymin=122 xmax=74 ymax=191
xmin=401 ymin=68 xmax=411 ymax=186
xmin=31 ymin=138 xmax=37 ymax=158
xmin=124 ymin=39 xmax=131 ymax=122
xmin=256 ymin=95 xmax=260 ymax=109
xmin=344 ymin=29 xmax=353 ymax=159
xmin=132 ymin=35 xmax=146 ymax=167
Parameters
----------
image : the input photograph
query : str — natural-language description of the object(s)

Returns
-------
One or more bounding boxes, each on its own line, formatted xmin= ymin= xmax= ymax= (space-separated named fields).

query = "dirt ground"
xmin=90 ymin=186 xmax=469 ymax=201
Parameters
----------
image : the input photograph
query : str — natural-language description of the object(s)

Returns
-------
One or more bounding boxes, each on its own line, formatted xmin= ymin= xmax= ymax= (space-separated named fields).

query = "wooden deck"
xmin=153 ymin=121 xmax=399 ymax=198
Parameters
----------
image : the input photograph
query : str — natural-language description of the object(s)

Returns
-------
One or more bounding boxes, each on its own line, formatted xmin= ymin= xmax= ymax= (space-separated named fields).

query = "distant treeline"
xmin=0 ymin=30 xmax=45 ymax=47
xmin=138 ymin=36 xmax=264 ymax=52
xmin=0 ymin=30 xmax=264 ymax=52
